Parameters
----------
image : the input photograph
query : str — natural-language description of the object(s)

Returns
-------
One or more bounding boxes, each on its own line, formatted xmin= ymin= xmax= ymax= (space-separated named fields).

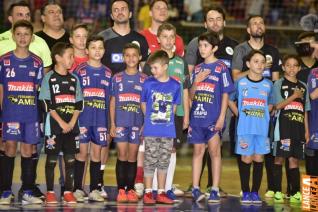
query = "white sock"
xmin=152 ymin=168 xmax=158 ymax=190
xmin=165 ymin=152 xmax=176 ymax=191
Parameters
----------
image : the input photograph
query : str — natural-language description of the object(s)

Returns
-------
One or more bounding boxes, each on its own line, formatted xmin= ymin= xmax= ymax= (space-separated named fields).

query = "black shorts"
xmin=174 ymin=115 xmax=186 ymax=149
xmin=272 ymin=139 xmax=305 ymax=160
xmin=45 ymin=133 xmax=80 ymax=155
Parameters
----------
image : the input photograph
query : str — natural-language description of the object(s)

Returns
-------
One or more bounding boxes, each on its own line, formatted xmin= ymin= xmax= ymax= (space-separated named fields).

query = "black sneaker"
xmin=32 ymin=185 xmax=45 ymax=199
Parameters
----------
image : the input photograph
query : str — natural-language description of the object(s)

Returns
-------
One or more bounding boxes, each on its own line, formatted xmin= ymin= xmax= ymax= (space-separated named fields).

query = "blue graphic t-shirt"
xmin=190 ymin=60 xmax=234 ymax=127
xmin=231 ymin=76 xmax=274 ymax=136
xmin=0 ymin=51 xmax=43 ymax=122
xmin=141 ymin=77 xmax=181 ymax=138
xmin=111 ymin=71 xmax=147 ymax=127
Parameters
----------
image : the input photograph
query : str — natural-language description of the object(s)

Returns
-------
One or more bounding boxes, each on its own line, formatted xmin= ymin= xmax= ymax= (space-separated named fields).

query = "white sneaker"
xmin=134 ymin=183 xmax=144 ymax=198
xmin=0 ymin=191 xmax=13 ymax=205
xmin=22 ymin=190 xmax=43 ymax=204
xmin=73 ymin=189 xmax=85 ymax=203
xmin=98 ymin=186 xmax=108 ymax=199
xmin=172 ymin=184 xmax=184 ymax=197
xmin=89 ymin=190 xmax=104 ymax=202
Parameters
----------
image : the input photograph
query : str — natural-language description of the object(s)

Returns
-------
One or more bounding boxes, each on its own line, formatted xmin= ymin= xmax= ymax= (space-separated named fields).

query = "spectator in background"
xmin=36 ymin=2 xmax=70 ymax=50
xmin=184 ymin=0 xmax=203 ymax=22
xmin=138 ymin=0 xmax=151 ymax=31
xmin=32 ymin=9 xmax=43 ymax=32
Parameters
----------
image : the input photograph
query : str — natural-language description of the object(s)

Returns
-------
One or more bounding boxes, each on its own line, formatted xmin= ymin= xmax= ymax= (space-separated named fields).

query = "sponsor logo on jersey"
xmin=97 ymin=127 xmax=107 ymax=132
xmin=94 ymin=73 xmax=100 ymax=76
xmin=34 ymin=62 xmax=39 ymax=68
xmin=196 ymin=82 xmax=215 ymax=92
xmin=4 ymin=59 xmax=10 ymax=66
xmin=79 ymin=69 xmax=86 ymax=76
xmin=8 ymin=82 xmax=34 ymax=92
xmin=239 ymin=139 xmax=248 ymax=149
xmin=55 ymin=95 xmax=75 ymax=103
xmin=132 ymin=126 xmax=139 ymax=131
xmin=208 ymin=75 xmax=219 ymax=82
xmin=262 ymin=83 xmax=270 ymax=88
xmin=140 ymin=76 xmax=146 ymax=83
xmin=71 ymin=78 xmax=75 ymax=82
xmin=222 ymin=73 xmax=230 ymax=87
xmin=105 ymin=71 xmax=111 ymax=78
xmin=266 ymin=55 xmax=273 ymax=63
xmin=239 ymin=81 xmax=247 ymax=86
xmin=101 ymin=80 xmax=109 ymax=86
xmin=193 ymin=103 xmax=207 ymax=116
xmin=221 ymin=59 xmax=231 ymax=68
xmin=282 ymin=86 xmax=288 ymax=89
xmin=111 ymin=53 xmax=123 ymax=63
xmin=116 ymin=75 xmax=122 ymax=82
xmin=51 ymin=78 xmax=56 ymax=82
xmin=175 ymin=59 xmax=183 ymax=65
xmin=242 ymin=98 xmax=265 ymax=107
xmin=134 ymin=85 xmax=142 ymax=91
xmin=29 ymin=71 xmax=36 ymax=77
xmin=174 ymin=68 xmax=182 ymax=74
xmin=19 ymin=65 xmax=27 ymax=68
xmin=119 ymin=93 xmax=140 ymax=102
xmin=259 ymin=90 xmax=268 ymax=96
xmin=284 ymin=101 xmax=304 ymax=112
xmin=62 ymin=81 xmax=69 ymax=84
xmin=6 ymin=122 xmax=20 ymax=135
xmin=80 ymin=127 xmax=88 ymax=134
xmin=83 ymin=88 xmax=105 ymax=98
xmin=215 ymin=66 xmax=222 ymax=73
xmin=69 ymin=86 xmax=75 ymax=91
xmin=226 ymin=46 xmax=234 ymax=55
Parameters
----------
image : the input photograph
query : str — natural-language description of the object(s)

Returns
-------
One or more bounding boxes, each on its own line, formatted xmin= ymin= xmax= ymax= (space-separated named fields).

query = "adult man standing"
xmin=36 ymin=2 xmax=70 ymax=50
xmin=141 ymin=0 xmax=184 ymax=57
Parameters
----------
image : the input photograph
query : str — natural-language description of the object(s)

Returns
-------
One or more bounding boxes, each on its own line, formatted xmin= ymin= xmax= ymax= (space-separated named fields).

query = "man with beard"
xmin=185 ymin=6 xmax=238 ymax=198
xmin=98 ymin=0 xmax=149 ymax=199
xmin=99 ymin=0 xmax=149 ymax=75
xmin=231 ymin=15 xmax=281 ymax=199
xmin=36 ymin=2 xmax=70 ymax=50
xmin=141 ymin=0 xmax=184 ymax=57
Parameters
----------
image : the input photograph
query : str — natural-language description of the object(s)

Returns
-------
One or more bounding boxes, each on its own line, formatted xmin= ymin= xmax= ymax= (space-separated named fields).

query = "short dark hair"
xmin=8 ymin=1 xmax=30 ymax=16
xmin=147 ymin=50 xmax=169 ymax=66
xmin=198 ymin=31 xmax=220 ymax=47
xmin=86 ymin=35 xmax=104 ymax=49
xmin=150 ymin=0 xmax=168 ymax=10
xmin=157 ymin=22 xmax=176 ymax=37
xmin=123 ymin=43 xmax=141 ymax=55
xmin=247 ymin=15 xmax=264 ymax=27
xmin=110 ymin=0 xmax=131 ymax=12
xmin=51 ymin=42 xmax=73 ymax=64
xmin=70 ymin=23 xmax=89 ymax=36
xmin=13 ymin=20 xmax=33 ymax=34
xmin=41 ymin=1 xmax=62 ymax=15
xmin=204 ymin=6 xmax=226 ymax=22
xmin=245 ymin=49 xmax=266 ymax=62
xmin=282 ymin=54 xmax=301 ymax=66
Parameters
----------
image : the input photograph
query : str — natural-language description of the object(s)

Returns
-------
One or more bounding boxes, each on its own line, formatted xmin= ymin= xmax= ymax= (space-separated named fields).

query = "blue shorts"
xmin=79 ymin=126 xmax=108 ymax=147
xmin=113 ymin=126 xmax=141 ymax=144
xmin=187 ymin=125 xmax=221 ymax=144
xmin=235 ymin=134 xmax=270 ymax=156
xmin=2 ymin=122 xmax=40 ymax=144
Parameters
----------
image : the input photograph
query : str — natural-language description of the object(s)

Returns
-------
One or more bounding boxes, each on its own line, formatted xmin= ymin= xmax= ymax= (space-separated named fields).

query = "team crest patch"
xmin=46 ymin=135 xmax=56 ymax=150
xmin=239 ymin=139 xmax=248 ymax=149
xmin=6 ymin=122 xmax=20 ymax=135
xmin=4 ymin=59 xmax=10 ymax=66
xmin=34 ymin=62 xmax=39 ymax=68
xmin=79 ymin=69 xmax=86 ymax=76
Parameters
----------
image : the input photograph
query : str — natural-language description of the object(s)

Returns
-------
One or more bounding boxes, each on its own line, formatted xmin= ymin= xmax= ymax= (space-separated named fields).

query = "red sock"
xmin=135 ymin=166 xmax=144 ymax=183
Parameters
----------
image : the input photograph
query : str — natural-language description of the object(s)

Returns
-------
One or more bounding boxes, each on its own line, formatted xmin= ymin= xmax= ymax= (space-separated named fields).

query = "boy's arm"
xmin=183 ymin=88 xmax=189 ymax=129
xmin=215 ymin=93 xmax=229 ymax=131
xmin=310 ymin=88 xmax=318 ymax=100
xmin=189 ymin=69 xmax=210 ymax=100
xmin=228 ymin=100 xmax=238 ymax=117
xmin=50 ymin=110 xmax=72 ymax=133
xmin=141 ymin=102 xmax=146 ymax=115
xmin=173 ymin=105 xmax=177 ymax=114
xmin=109 ymin=96 xmax=116 ymax=137
xmin=0 ymin=85 xmax=3 ymax=109
xmin=305 ymin=111 xmax=310 ymax=143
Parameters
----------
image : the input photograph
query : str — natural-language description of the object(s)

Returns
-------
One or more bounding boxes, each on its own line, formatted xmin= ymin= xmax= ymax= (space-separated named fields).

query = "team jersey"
xmin=190 ymin=60 xmax=234 ymax=127
xmin=307 ymin=68 xmax=318 ymax=149
xmin=141 ymin=77 xmax=181 ymax=138
xmin=297 ymin=59 xmax=318 ymax=84
xmin=0 ymin=51 xmax=43 ymax=123
xmin=74 ymin=62 xmax=112 ymax=127
xmin=273 ymin=77 xmax=310 ymax=142
xmin=231 ymin=76 xmax=273 ymax=136
xmin=141 ymin=28 xmax=185 ymax=57
xmin=143 ymin=55 xmax=190 ymax=116
xmin=186 ymin=36 xmax=238 ymax=71
xmin=111 ymin=71 xmax=147 ymax=127
xmin=39 ymin=70 xmax=83 ymax=135
xmin=99 ymin=28 xmax=149 ymax=75
xmin=70 ymin=55 xmax=89 ymax=73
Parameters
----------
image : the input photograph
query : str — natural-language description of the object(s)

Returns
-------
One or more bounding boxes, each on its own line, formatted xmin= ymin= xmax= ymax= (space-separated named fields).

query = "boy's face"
xmin=70 ymin=28 xmax=88 ymax=51
xmin=158 ymin=29 xmax=175 ymax=51
xmin=150 ymin=1 xmax=168 ymax=23
xmin=247 ymin=53 xmax=266 ymax=75
xmin=87 ymin=40 xmax=105 ymax=61
xmin=198 ymin=40 xmax=216 ymax=59
xmin=150 ymin=61 xmax=168 ymax=79
xmin=123 ymin=48 xmax=141 ymax=69
xmin=12 ymin=26 xmax=33 ymax=48
xmin=56 ymin=48 xmax=74 ymax=70
xmin=283 ymin=58 xmax=301 ymax=77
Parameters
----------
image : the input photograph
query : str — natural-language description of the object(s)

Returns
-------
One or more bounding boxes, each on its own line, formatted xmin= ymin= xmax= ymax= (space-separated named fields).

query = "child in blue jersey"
xmin=188 ymin=31 xmax=234 ymax=203
xmin=73 ymin=35 xmax=111 ymax=202
xmin=272 ymin=55 xmax=310 ymax=204
xmin=0 ymin=20 xmax=43 ymax=205
xmin=229 ymin=50 xmax=274 ymax=204
xmin=141 ymin=50 xmax=181 ymax=205
xmin=110 ymin=43 xmax=147 ymax=203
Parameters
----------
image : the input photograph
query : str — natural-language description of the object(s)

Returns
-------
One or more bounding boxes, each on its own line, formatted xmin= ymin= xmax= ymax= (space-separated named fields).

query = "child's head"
xmin=51 ymin=42 xmax=74 ymax=69
xmin=123 ymin=43 xmax=141 ymax=69
xmin=282 ymin=54 xmax=301 ymax=78
xmin=295 ymin=31 xmax=315 ymax=57
xmin=70 ymin=23 xmax=89 ymax=51
xmin=198 ymin=31 xmax=219 ymax=59
xmin=12 ymin=20 xmax=34 ymax=48
xmin=86 ymin=35 xmax=105 ymax=61
xmin=157 ymin=23 xmax=176 ymax=52
xmin=245 ymin=50 xmax=266 ymax=75
xmin=147 ymin=50 xmax=169 ymax=79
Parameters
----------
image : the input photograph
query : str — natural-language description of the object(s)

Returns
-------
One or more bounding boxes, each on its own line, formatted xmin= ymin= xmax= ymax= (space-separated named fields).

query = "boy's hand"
xmin=305 ymin=131 xmax=310 ymax=144
xmin=59 ymin=121 xmax=72 ymax=133
xmin=110 ymin=125 xmax=116 ymax=138
xmin=292 ymin=87 xmax=304 ymax=99
xmin=183 ymin=116 xmax=189 ymax=130
xmin=194 ymin=69 xmax=211 ymax=83
xmin=215 ymin=117 xmax=225 ymax=131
